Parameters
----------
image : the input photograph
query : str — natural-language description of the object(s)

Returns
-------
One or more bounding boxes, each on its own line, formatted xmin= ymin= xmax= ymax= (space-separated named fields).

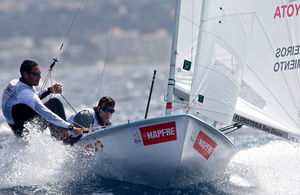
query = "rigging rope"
xmin=59 ymin=0 xmax=85 ymax=52
xmin=95 ymin=0 xmax=121 ymax=105
xmin=41 ymin=0 xmax=85 ymax=90
xmin=41 ymin=0 xmax=85 ymax=113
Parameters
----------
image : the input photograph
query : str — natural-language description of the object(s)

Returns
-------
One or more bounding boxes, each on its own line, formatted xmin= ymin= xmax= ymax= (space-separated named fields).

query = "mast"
xmin=165 ymin=0 xmax=181 ymax=115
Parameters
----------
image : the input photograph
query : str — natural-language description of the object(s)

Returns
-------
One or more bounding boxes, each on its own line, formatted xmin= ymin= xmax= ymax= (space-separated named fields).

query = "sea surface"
xmin=1 ymin=64 xmax=300 ymax=194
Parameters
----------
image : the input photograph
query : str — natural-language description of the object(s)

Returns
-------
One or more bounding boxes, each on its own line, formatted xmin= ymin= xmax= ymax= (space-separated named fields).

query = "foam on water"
xmin=222 ymin=140 xmax=300 ymax=194
xmin=1 ymin=122 xmax=300 ymax=194
xmin=0 ymin=124 xmax=93 ymax=190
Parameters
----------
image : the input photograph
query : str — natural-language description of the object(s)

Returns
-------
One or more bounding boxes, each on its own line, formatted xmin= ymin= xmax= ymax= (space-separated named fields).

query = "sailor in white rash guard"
xmin=1 ymin=60 xmax=87 ymax=138
xmin=68 ymin=96 xmax=115 ymax=137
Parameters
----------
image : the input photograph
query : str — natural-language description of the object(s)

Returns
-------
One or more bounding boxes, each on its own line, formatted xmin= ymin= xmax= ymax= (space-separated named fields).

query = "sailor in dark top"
xmin=1 ymin=60 xmax=87 ymax=138
xmin=68 ymin=96 xmax=115 ymax=136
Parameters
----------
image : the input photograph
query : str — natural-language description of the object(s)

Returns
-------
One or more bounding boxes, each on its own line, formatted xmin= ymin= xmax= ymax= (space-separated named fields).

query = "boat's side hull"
xmin=76 ymin=114 xmax=237 ymax=187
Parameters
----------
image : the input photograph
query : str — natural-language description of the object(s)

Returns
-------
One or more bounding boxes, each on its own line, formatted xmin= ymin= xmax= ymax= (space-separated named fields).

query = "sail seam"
xmin=200 ymin=30 xmax=243 ymax=85
xmin=197 ymin=65 xmax=240 ymax=88
xmin=203 ymin=12 xmax=256 ymax=22
xmin=180 ymin=14 xmax=200 ymax=28
xmin=192 ymin=108 xmax=233 ymax=118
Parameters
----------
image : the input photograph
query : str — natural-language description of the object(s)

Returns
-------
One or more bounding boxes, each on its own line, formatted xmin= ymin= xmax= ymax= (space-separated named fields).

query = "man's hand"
xmin=72 ymin=127 xmax=89 ymax=135
xmin=60 ymin=129 xmax=69 ymax=140
xmin=50 ymin=83 xmax=63 ymax=94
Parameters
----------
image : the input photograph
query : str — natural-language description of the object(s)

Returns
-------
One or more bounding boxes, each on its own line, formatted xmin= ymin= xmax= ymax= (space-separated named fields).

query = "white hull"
xmin=76 ymin=114 xmax=237 ymax=187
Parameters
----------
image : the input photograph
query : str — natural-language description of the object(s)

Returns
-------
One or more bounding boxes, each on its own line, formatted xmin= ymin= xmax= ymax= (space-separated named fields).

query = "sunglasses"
xmin=29 ymin=71 xmax=41 ymax=76
xmin=101 ymin=107 xmax=115 ymax=114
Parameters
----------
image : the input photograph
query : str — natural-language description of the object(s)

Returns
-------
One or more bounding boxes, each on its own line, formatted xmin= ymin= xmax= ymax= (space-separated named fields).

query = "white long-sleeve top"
xmin=2 ymin=79 xmax=71 ymax=129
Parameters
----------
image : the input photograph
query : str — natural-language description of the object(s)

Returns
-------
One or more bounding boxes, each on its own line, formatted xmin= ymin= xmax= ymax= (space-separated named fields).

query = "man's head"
xmin=96 ymin=96 xmax=115 ymax=123
xmin=20 ymin=60 xmax=41 ymax=86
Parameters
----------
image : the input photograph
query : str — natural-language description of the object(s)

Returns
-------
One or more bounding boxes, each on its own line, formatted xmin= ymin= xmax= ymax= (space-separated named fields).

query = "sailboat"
xmin=76 ymin=0 xmax=300 ymax=187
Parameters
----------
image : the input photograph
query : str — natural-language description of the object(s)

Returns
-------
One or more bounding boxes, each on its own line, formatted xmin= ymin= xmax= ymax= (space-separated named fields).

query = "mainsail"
xmin=171 ymin=0 xmax=300 ymax=135
xmin=235 ymin=1 xmax=300 ymax=136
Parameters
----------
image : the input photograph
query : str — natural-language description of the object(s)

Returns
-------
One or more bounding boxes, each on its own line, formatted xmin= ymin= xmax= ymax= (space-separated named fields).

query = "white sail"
xmin=235 ymin=0 xmax=300 ymax=135
xmin=174 ymin=0 xmax=300 ymax=135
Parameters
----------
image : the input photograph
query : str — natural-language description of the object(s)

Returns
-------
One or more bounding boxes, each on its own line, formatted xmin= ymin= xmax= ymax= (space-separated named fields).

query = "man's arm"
xmin=38 ymin=83 xmax=63 ymax=100
xmin=38 ymin=88 xmax=51 ymax=100
xmin=20 ymin=88 xmax=71 ymax=129
xmin=22 ymin=87 xmax=87 ymax=135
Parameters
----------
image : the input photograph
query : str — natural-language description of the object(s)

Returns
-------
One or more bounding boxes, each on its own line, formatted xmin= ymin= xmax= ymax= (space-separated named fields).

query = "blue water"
xmin=1 ymin=65 xmax=300 ymax=194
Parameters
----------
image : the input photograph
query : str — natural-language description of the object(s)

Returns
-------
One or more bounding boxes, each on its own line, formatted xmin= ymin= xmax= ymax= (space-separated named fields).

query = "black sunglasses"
xmin=29 ymin=71 xmax=41 ymax=76
xmin=101 ymin=107 xmax=115 ymax=114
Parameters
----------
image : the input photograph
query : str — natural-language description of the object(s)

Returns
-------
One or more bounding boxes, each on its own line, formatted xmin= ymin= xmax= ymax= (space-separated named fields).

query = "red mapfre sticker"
xmin=140 ymin=121 xmax=177 ymax=146
xmin=193 ymin=131 xmax=217 ymax=160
